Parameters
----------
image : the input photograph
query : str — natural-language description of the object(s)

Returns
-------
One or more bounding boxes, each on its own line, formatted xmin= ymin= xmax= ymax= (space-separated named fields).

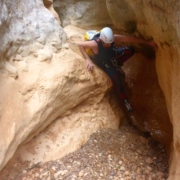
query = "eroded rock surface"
xmin=43 ymin=0 xmax=61 ymax=24
xmin=0 ymin=0 xmax=179 ymax=179
xmin=0 ymin=0 xmax=121 ymax=172
xmin=55 ymin=1 xmax=180 ymax=179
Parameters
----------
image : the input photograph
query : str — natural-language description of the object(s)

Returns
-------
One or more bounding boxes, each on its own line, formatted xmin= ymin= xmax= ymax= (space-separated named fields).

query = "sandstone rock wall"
xmin=0 ymin=0 xmax=121 ymax=171
xmin=43 ymin=0 xmax=61 ymax=24
xmin=0 ymin=0 xmax=180 ymax=179
xmin=53 ymin=0 xmax=112 ymax=28
xmin=54 ymin=1 xmax=179 ymax=179
xmin=0 ymin=0 xmax=64 ymax=170
xmin=109 ymin=1 xmax=180 ymax=179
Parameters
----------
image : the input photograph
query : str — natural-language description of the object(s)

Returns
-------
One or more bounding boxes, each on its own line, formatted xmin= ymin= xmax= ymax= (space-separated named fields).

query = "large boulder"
xmin=0 ymin=0 xmax=121 ymax=171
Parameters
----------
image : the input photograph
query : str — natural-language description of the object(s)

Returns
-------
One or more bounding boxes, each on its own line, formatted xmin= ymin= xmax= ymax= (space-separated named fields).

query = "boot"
xmin=123 ymin=99 xmax=133 ymax=113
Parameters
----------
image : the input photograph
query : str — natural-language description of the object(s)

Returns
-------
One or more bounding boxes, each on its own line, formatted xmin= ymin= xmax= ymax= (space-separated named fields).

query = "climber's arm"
xmin=114 ymin=34 xmax=157 ymax=49
xmin=76 ymin=41 xmax=97 ymax=71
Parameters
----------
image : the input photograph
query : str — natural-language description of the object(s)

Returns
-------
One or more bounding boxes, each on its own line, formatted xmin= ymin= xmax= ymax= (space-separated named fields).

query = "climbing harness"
xmin=111 ymin=58 xmax=125 ymax=77
xmin=123 ymin=99 xmax=133 ymax=113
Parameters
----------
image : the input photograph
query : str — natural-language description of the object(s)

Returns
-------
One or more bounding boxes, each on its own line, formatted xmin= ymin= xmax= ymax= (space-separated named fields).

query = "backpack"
xmin=84 ymin=30 xmax=100 ymax=57
xmin=84 ymin=30 xmax=100 ymax=41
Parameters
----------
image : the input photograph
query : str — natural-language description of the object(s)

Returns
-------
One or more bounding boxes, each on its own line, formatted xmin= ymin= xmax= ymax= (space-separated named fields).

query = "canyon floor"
xmin=0 ymin=121 xmax=169 ymax=180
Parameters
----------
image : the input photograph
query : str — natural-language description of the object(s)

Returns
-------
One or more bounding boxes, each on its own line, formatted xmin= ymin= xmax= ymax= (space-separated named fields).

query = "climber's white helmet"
xmin=100 ymin=27 xmax=114 ymax=44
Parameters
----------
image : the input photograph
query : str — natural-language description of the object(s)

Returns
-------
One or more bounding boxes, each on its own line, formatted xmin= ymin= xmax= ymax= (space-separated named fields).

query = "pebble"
xmin=51 ymin=166 xmax=56 ymax=171
xmin=124 ymin=171 xmax=130 ymax=176
xmin=100 ymin=173 xmax=103 ymax=176
xmin=54 ymin=171 xmax=63 ymax=179
xmin=78 ymin=170 xmax=84 ymax=177
xmin=22 ymin=170 xmax=27 ymax=174
xmin=118 ymin=160 xmax=123 ymax=165
xmin=146 ymin=157 xmax=153 ymax=164
xmin=145 ymin=169 xmax=150 ymax=175
xmin=120 ymin=166 xmax=126 ymax=171
xmin=147 ymin=166 xmax=153 ymax=171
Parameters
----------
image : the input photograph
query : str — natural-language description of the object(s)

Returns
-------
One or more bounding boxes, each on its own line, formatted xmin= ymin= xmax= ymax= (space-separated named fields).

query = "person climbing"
xmin=76 ymin=27 xmax=157 ymax=112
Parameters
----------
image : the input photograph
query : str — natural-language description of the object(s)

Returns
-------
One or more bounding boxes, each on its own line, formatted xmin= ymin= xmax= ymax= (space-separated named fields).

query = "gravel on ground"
xmin=0 ymin=123 xmax=169 ymax=180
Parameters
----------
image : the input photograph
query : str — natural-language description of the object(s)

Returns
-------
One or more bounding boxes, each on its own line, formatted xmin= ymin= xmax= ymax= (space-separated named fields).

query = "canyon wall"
xmin=0 ymin=0 xmax=180 ymax=179
xmin=0 ymin=0 xmax=121 ymax=172
xmin=54 ymin=1 xmax=179 ymax=179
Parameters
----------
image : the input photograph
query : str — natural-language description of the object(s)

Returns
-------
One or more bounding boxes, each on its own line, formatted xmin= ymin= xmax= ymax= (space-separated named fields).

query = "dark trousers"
xmin=114 ymin=46 xmax=135 ymax=65
xmin=97 ymin=46 xmax=134 ymax=100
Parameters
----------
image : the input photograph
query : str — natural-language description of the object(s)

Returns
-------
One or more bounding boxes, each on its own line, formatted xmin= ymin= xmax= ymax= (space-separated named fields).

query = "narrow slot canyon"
xmin=0 ymin=0 xmax=179 ymax=180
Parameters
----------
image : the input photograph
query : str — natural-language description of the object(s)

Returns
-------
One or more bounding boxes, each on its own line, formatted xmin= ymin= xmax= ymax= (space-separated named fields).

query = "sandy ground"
xmin=0 ymin=122 xmax=169 ymax=180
